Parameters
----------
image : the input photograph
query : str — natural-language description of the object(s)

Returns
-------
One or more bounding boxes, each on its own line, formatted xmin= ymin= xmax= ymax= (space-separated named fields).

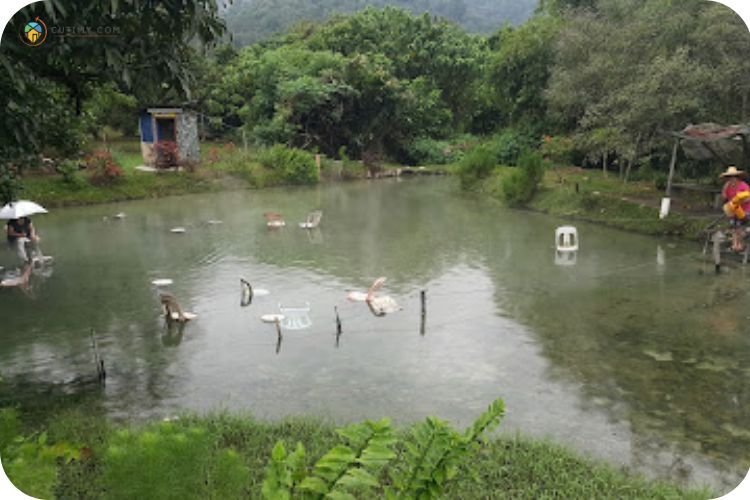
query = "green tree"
xmin=485 ymin=13 xmax=561 ymax=133
xmin=546 ymin=0 xmax=749 ymax=177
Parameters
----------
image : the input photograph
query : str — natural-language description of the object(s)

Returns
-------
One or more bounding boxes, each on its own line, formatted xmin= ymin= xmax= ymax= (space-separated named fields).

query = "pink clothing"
xmin=723 ymin=180 xmax=750 ymax=211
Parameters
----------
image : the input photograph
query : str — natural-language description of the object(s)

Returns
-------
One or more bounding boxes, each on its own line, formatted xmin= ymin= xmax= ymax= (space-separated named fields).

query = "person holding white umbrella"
xmin=1 ymin=200 xmax=47 ymax=263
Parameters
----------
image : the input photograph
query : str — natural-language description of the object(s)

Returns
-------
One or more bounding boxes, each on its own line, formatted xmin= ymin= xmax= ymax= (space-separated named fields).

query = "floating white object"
xmin=170 ymin=311 xmax=197 ymax=321
xmin=261 ymin=314 xmax=285 ymax=323
xmin=368 ymin=295 xmax=400 ymax=314
xmin=114 ymin=212 xmax=126 ymax=219
xmin=170 ymin=227 xmax=187 ymax=234
xmin=299 ymin=210 xmax=323 ymax=229
xmin=267 ymin=220 xmax=285 ymax=228
xmin=659 ymin=197 xmax=671 ymax=219
xmin=279 ymin=302 xmax=312 ymax=330
xmin=347 ymin=291 xmax=369 ymax=302
xmin=152 ymin=279 xmax=173 ymax=287
xmin=555 ymin=226 xmax=579 ymax=252
xmin=554 ymin=250 xmax=577 ymax=266
xmin=31 ymin=255 xmax=53 ymax=265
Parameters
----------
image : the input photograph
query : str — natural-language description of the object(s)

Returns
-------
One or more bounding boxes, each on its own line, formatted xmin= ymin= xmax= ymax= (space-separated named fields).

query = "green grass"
xmin=2 ymin=408 xmax=715 ymax=499
xmin=470 ymin=165 xmax=715 ymax=240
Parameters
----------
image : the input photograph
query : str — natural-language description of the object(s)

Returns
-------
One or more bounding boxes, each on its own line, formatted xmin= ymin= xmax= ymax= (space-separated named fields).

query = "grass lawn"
xmin=0 ymin=406 xmax=715 ymax=499
xmin=475 ymin=165 xmax=717 ymax=240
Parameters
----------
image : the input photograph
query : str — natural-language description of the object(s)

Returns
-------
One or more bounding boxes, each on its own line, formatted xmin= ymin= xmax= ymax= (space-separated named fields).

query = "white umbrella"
xmin=0 ymin=200 xmax=48 ymax=219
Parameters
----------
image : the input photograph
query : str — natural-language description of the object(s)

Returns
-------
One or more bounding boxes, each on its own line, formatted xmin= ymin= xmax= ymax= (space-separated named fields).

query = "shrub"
xmin=458 ymin=145 xmax=497 ymax=190
xmin=56 ymin=160 xmax=86 ymax=189
xmin=540 ymin=135 xmax=576 ymax=165
xmin=84 ymin=150 xmax=124 ymax=186
xmin=407 ymin=138 xmax=461 ymax=165
xmin=654 ymin=173 xmax=668 ymax=191
xmin=154 ymin=140 xmax=179 ymax=169
xmin=0 ymin=165 xmax=22 ymax=204
xmin=0 ymin=408 xmax=81 ymax=499
xmin=501 ymin=151 xmax=545 ymax=206
xmin=486 ymin=129 xmax=538 ymax=166
xmin=258 ymin=145 xmax=318 ymax=185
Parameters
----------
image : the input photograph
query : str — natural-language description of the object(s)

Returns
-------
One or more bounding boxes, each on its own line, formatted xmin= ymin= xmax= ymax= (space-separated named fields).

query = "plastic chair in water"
xmin=555 ymin=226 xmax=579 ymax=252
xmin=299 ymin=210 xmax=322 ymax=229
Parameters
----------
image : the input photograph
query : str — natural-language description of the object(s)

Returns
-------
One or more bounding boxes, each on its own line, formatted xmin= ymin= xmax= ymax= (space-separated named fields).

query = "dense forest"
xmin=222 ymin=0 xmax=538 ymax=46
xmin=1 ymin=0 xmax=749 ymax=187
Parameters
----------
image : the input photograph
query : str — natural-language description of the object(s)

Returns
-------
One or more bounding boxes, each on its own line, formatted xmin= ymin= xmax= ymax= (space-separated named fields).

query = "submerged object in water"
xmin=264 ymin=212 xmax=285 ymax=228
xmin=261 ymin=313 xmax=284 ymax=323
xmin=299 ymin=210 xmax=323 ymax=229
xmin=240 ymin=278 xmax=253 ymax=306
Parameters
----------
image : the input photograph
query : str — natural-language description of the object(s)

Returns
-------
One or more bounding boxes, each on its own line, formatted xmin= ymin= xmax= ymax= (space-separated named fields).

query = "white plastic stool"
xmin=555 ymin=226 xmax=579 ymax=252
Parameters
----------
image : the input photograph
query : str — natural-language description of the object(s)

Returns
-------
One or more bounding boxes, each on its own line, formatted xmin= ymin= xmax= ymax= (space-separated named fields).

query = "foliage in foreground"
xmin=0 ymin=400 xmax=716 ymax=499
xmin=261 ymin=399 xmax=505 ymax=499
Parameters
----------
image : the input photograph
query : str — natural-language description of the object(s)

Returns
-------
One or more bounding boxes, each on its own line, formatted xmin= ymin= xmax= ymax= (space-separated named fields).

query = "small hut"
xmin=664 ymin=123 xmax=750 ymax=197
xmin=139 ymin=107 xmax=200 ymax=168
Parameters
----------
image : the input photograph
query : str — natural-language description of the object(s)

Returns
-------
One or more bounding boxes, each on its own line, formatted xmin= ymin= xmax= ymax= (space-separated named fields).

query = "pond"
xmin=0 ymin=178 xmax=748 ymax=493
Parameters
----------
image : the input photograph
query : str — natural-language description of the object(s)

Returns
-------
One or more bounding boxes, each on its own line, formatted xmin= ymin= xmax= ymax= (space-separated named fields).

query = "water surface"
xmin=0 ymin=178 xmax=748 ymax=493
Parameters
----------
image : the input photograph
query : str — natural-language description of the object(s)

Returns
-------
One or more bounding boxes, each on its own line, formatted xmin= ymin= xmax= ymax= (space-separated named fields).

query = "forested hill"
xmin=223 ymin=0 xmax=538 ymax=46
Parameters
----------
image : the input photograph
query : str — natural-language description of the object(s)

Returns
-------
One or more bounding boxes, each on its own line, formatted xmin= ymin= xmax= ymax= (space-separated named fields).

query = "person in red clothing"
xmin=720 ymin=166 xmax=750 ymax=252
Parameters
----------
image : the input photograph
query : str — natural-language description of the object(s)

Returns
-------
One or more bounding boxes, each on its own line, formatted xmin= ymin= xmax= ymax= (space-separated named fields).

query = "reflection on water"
xmin=0 ymin=178 xmax=748 ymax=493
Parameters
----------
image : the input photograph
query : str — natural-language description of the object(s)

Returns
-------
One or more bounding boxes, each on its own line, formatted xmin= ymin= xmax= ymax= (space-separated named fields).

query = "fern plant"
xmin=261 ymin=399 xmax=505 ymax=499
xmin=387 ymin=399 xmax=505 ymax=499
xmin=262 ymin=418 xmax=396 ymax=499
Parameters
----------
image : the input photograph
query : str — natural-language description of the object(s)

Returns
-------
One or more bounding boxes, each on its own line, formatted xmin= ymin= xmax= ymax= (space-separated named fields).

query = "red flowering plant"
xmin=155 ymin=140 xmax=179 ymax=169
xmin=85 ymin=149 xmax=124 ymax=185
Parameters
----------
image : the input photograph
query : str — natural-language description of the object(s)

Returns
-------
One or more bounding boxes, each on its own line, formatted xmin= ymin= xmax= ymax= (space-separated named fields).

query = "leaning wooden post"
xmin=335 ymin=306 xmax=343 ymax=347
xmin=665 ymin=138 xmax=679 ymax=197
xmin=335 ymin=306 xmax=342 ymax=335
xmin=275 ymin=319 xmax=283 ymax=354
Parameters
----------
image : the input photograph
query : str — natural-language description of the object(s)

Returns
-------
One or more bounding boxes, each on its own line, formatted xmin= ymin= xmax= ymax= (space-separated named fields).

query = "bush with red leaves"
xmin=155 ymin=141 xmax=179 ymax=169
xmin=85 ymin=149 xmax=124 ymax=185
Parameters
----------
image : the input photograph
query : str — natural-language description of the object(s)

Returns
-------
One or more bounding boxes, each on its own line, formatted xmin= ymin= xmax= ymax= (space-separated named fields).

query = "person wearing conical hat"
xmin=720 ymin=166 xmax=750 ymax=252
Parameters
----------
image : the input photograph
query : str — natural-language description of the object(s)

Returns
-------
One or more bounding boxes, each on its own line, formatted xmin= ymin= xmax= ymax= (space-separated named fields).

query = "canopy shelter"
xmin=665 ymin=123 xmax=750 ymax=196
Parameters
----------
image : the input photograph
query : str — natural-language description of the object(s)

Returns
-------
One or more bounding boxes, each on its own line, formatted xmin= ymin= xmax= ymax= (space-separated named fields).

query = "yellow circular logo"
xmin=20 ymin=17 xmax=47 ymax=47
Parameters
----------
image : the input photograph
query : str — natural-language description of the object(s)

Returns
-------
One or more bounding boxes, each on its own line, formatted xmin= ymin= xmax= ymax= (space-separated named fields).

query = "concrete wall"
xmin=176 ymin=113 xmax=200 ymax=165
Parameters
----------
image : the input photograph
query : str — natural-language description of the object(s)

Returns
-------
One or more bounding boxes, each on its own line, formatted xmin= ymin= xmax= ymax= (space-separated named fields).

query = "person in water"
xmin=6 ymin=217 xmax=42 ymax=263
xmin=720 ymin=166 xmax=750 ymax=252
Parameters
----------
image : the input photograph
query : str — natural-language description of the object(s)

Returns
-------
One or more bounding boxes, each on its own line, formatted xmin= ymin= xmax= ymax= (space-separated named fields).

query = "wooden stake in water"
xmin=240 ymin=278 xmax=253 ymax=306
xmin=335 ymin=306 xmax=343 ymax=348
xmin=275 ymin=319 xmax=283 ymax=354
xmin=90 ymin=329 xmax=106 ymax=384
xmin=420 ymin=290 xmax=426 ymax=336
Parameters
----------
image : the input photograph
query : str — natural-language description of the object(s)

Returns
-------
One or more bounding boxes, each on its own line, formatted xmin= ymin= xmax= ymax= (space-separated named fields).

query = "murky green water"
xmin=1 ymin=178 xmax=748 ymax=493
